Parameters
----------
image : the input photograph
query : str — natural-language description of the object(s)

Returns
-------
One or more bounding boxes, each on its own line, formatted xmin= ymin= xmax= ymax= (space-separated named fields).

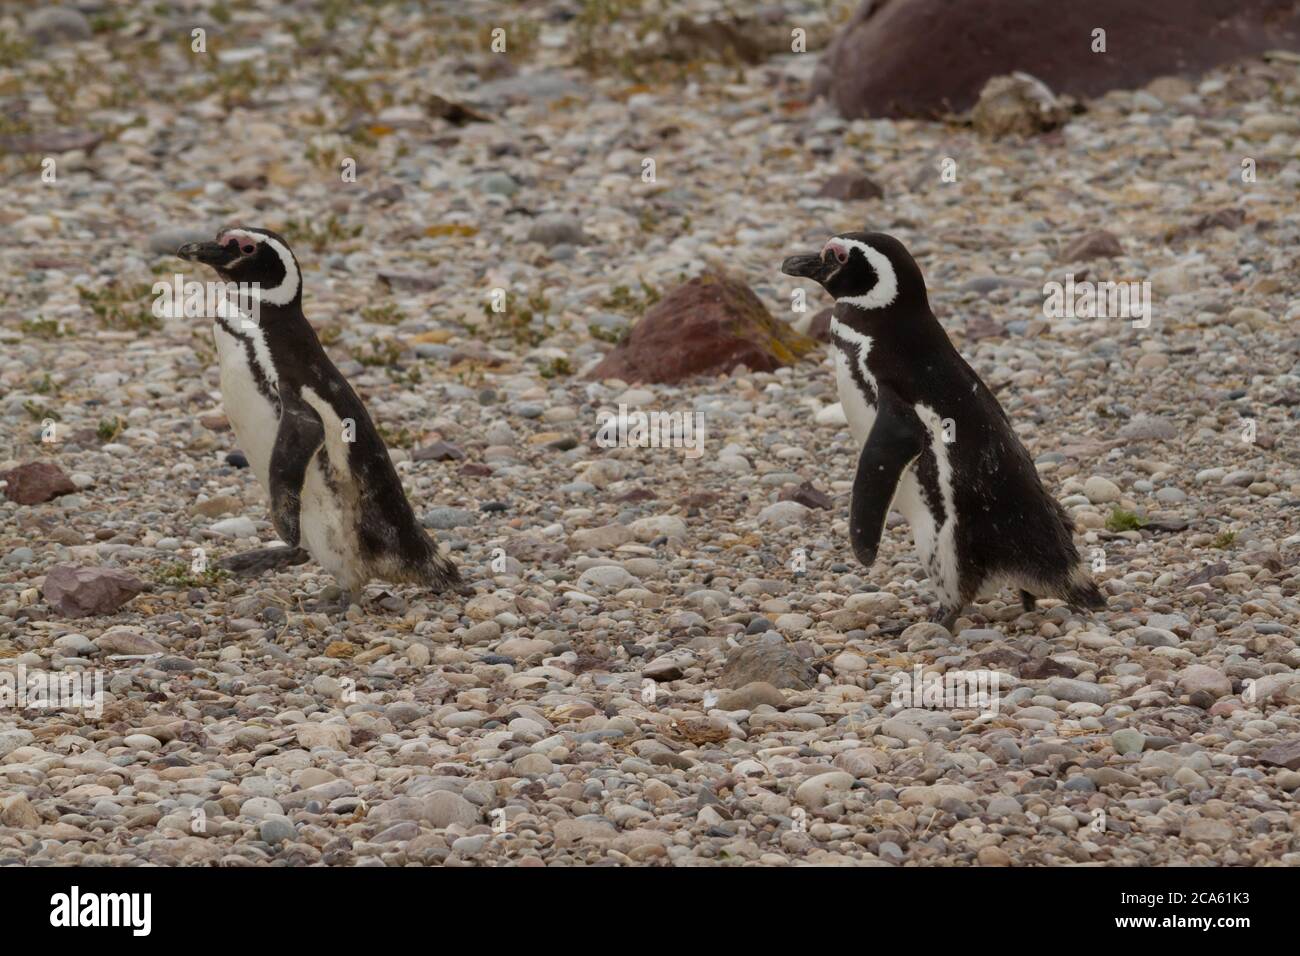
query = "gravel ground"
xmin=1 ymin=2 xmax=1298 ymax=866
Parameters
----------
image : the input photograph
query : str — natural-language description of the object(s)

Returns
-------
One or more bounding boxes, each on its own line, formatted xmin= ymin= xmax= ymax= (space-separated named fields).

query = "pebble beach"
xmin=1 ymin=1 xmax=1299 ymax=868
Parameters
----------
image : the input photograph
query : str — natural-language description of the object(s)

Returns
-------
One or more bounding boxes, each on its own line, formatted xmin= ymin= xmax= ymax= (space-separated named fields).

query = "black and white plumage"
xmin=177 ymin=227 xmax=460 ymax=602
xmin=782 ymin=232 xmax=1105 ymax=630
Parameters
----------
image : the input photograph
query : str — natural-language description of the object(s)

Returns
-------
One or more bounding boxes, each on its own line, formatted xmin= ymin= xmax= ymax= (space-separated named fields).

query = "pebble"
xmin=794 ymin=772 xmax=854 ymax=810
xmin=1111 ymin=729 xmax=1146 ymax=755
xmin=1045 ymin=678 xmax=1113 ymax=706
xmin=209 ymin=516 xmax=257 ymax=538
xmin=757 ymin=501 xmax=810 ymax=527
xmin=527 ymin=215 xmax=591 ymax=247
xmin=422 ymin=507 xmax=476 ymax=530
xmin=259 ymin=816 xmax=297 ymax=845
xmin=1083 ymin=476 xmax=1122 ymax=504
xmin=25 ymin=8 xmax=92 ymax=45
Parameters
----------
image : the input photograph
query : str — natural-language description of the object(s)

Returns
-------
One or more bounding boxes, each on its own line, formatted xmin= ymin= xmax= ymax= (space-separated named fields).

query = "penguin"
xmin=176 ymin=226 xmax=460 ymax=607
xmin=781 ymin=231 xmax=1105 ymax=630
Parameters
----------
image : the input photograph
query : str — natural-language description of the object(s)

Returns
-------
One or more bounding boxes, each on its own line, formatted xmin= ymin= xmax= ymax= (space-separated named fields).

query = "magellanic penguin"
xmin=177 ymin=227 xmax=460 ymax=605
xmin=782 ymin=232 xmax=1105 ymax=630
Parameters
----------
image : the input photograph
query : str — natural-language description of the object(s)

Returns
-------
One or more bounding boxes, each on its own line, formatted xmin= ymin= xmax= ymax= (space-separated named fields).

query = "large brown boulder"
xmin=586 ymin=272 xmax=816 ymax=385
xmin=0 ymin=461 xmax=75 ymax=505
xmin=815 ymin=0 xmax=1300 ymax=119
xmin=43 ymin=565 xmax=145 ymax=618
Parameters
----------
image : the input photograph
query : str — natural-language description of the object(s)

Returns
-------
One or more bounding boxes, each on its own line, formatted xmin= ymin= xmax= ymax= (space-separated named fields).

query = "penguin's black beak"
xmin=781 ymin=252 xmax=832 ymax=283
xmin=176 ymin=240 xmax=238 ymax=267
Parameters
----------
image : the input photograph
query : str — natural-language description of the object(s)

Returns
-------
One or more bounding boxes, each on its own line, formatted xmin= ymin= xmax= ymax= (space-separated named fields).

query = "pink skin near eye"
xmin=822 ymin=240 xmax=849 ymax=264
xmin=218 ymin=232 xmax=257 ymax=256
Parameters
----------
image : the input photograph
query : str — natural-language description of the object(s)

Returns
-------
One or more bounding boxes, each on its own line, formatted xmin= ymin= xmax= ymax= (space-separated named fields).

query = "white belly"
xmin=299 ymin=385 xmax=369 ymax=591
xmin=834 ymin=344 xmax=960 ymax=605
xmin=297 ymin=464 xmax=363 ymax=589
xmin=213 ymin=325 xmax=367 ymax=590
xmin=214 ymin=323 xmax=278 ymax=484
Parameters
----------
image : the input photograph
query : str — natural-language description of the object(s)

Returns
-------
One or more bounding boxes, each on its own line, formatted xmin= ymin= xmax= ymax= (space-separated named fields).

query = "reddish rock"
xmin=614 ymin=488 xmax=657 ymax=503
xmin=0 ymin=461 xmax=76 ymax=505
xmin=815 ymin=0 xmax=1300 ymax=119
xmin=1258 ymin=741 xmax=1300 ymax=771
xmin=816 ymin=171 xmax=883 ymax=201
xmin=226 ymin=173 xmax=268 ymax=192
xmin=779 ymin=481 xmax=833 ymax=511
xmin=681 ymin=491 xmax=720 ymax=510
xmin=1191 ymin=207 xmax=1247 ymax=232
xmin=1208 ymin=699 xmax=1242 ymax=718
xmin=1061 ymin=230 xmax=1124 ymax=262
xmin=1020 ymin=658 xmax=1079 ymax=680
xmin=42 ymin=565 xmax=146 ymax=618
xmin=1166 ymin=207 xmax=1247 ymax=242
xmin=586 ymin=272 xmax=816 ymax=385
xmin=413 ymin=441 xmax=465 ymax=462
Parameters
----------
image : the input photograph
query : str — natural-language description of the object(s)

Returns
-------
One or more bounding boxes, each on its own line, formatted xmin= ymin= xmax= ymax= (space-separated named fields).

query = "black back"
xmin=260 ymin=301 xmax=439 ymax=571
xmin=833 ymin=233 xmax=1082 ymax=585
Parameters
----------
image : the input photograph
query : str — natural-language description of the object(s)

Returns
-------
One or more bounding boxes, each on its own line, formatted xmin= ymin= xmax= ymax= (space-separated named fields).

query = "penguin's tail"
xmin=1059 ymin=565 xmax=1107 ymax=611
xmin=421 ymin=549 xmax=464 ymax=595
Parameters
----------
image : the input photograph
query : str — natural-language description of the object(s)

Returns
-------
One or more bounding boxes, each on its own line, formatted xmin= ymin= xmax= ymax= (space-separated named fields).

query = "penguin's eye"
xmin=240 ymin=242 xmax=256 ymax=255
xmin=834 ymin=249 xmax=848 ymax=263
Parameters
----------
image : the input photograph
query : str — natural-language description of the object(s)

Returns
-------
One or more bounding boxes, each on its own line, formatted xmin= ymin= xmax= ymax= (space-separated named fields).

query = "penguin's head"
xmin=782 ymin=232 xmax=925 ymax=312
xmin=177 ymin=227 xmax=302 ymax=307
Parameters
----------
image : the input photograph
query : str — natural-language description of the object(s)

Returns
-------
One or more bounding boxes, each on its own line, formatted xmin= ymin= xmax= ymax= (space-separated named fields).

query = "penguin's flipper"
xmin=850 ymin=388 xmax=925 ymax=568
xmin=268 ymin=396 xmax=325 ymax=548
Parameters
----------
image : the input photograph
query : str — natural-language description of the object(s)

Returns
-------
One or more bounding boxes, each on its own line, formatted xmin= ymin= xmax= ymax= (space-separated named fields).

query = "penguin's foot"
xmin=929 ymin=605 xmax=963 ymax=633
xmin=365 ymin=590 xmax=409 ymax=614
xmin=1019 ymin=590 xmax=1038 ymax=613
xmin=307 ymin=585 xmax=354 ymax=615
xmin=217 ymin=546 xmax=310 ymax=576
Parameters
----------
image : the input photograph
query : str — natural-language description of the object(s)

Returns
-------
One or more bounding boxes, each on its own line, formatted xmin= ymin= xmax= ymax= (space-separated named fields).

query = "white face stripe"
xmin=831 ymin=238 xmax=899 ymax=311
xmin=257 ymin=235 xmax=300 ymax=305
xmin=217 ymin=229 xmax=301 ymax=306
